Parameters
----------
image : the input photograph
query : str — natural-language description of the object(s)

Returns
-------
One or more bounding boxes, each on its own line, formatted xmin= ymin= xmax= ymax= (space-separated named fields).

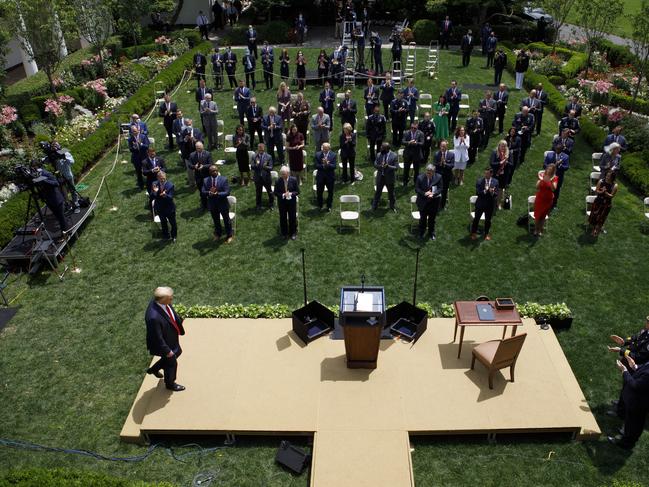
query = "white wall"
xmin=4 ymin=37 xmax=24 ymax=70
xmin=174 ymin=0 xmax=215 ymax=26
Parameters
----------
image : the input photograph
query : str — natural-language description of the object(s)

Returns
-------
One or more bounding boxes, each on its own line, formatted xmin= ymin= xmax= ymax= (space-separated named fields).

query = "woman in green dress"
xmin=433 ymin=95 xmax=450 ymax=141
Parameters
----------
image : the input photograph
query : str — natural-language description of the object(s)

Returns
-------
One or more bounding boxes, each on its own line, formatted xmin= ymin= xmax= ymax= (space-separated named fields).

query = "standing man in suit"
xmin=466 ymin=109 xmax=483 ymax=165
xmin=402 ymin=120 xmax=424 ymax=186
xmin=416 ymin=164 xmax=443 ymax=240
xmin=603 ymin=126 xmax=627 ymax=152
xmin=520 ymin=89 xmax=540 ymax=136
xmin=314 ymin=142 xmax=336 ymax=211
xmin=445 ymin=80 xmax=462 ymax=132
xmin=211 ymin=47 xmax=224 ymax=90
xmin=564 ymin=95 xmax=582 ymax=117
xmin=440 ymin=16 xmax=452 ymax=49
xmin=172 ymin=111 xmax=186 ymax=160
xmin=197 ymin=10 xmax=210 ymax=40
xmin=311 ymin=107 xmax=331 ymax=152
xmin=193 ymin=50 xmax=207 ymax=84
xmin=470 ymin=167 xmax=499 ymax=240
xmin=338 ymin=90 xmax=358 ymax=129
xmin=246 ymin=25 xmax=258 ymax=58
xmin=189 ymin=141 xmax=212 ymax=209
xmin=262 ymin=106 xmax=284 ymax=164
xmin=251 ymin=143 xmax=274 ymax=210
xmin=366 ymin=105 xmax=386 ymax=163
xmin=200 ymin=93 xmax=219 ymax=150
xmin=246 ymin=97 xmax=264 ymax=146
xmin=181 ymin=119 xmax=204 ymax=184
xmin=158 ymin=93 xmax=177 ymax=150
xmin=142 ymin=147 xmax=166 ymax=197
xmin=380 ymin=74 xmax=395 ymax=120
xmin=242 ymin=48 xmax=256 ymax=89
xmin=478 ymin=91 xmax=497 ymax=149
xmin=461 ymin=30 xmax=474 ymax=67
xmin=553 ymin=128 xmax=574 ymax=156
xmin=512 ymin=107 xmax=534 ymax=164
xmin=535 ymin=83 xmax=548 ymax=135
xmin=389 ymin=29 xmax=402 ymax=65
xmin=494 ymin=83 xmax=509 ymax=134
xmin=493 ymin=49 xmax=507 ymax=86
xmin=433 ymin=140 xmax=455 ymax=210
xmin=485 ymin=31 xmax=497 ymax=68
xmin=320 ymin=81 xmax=336 ymax=129
xmin=403 ymin=79 xmax=419 ymax=125
xmin=371 ymin=142 xmax=397 ymax=211
xmin=145 ymin=286 xmax=186 ymax=392
xmin=274 ymin=166 xmax=300 ymax=240
xmin=203 ymin=164 xmax=233 ymax=242
xmin=128 ymin=125 xmax=149 ymax=191
xmin=364 ymin=78 xmax=379 ymax=117
xmin=261 ymin=41 xmax=274 ymax=90
xmin=390 ymin=91 xmax=408 ymax=147
xmin=559 ymin=110 xmax=581 ymax=138
xmin=224 ymin=46 xmax=238 ymax=88
xmin=609 ymin=357 xmax=649 ymax=449
xmin=195 ymin=79 xmax=212 ymax=113
xmin=130 ymin=113 xmax=148 ymax=136
xmin=234 ymin=79 xmax=251 ymax=126
xmin=151 ymin=171 xmax=177 ymax=241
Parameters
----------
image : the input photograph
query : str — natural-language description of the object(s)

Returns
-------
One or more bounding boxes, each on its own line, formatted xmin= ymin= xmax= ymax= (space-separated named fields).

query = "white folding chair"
xmin=419 ymin=93 xmax=432 ymax=113
xmin=224 ymin=134 xmax=237 ymax=155
xmin=217 ymin=119 xmax=225 ymax=148
xmin=220 ymin=195 xmax=237 ymax=234
xmin=410 ymin=195 xmax=420 ymax=232
xmin=151 ymin=200 xmax=161 ymax=225
xmin=586 ymin=195 xmax=596 ymax=217
xmin=398 ymin=148 xmax=405 ymax=170
xmin=527 ymin=196 xmax=536 ymax=233
xmin=373 ymin=170 xmax=388 ymax=193
xmin=644 ymin=197 xmax=649 ymax=221
xmin=592 ymin=152 xmax=603 ymax=172
xmin=543 ymin=150 xmax=552 ymax=159
xmin=459 ymin=93 xmax=470 ymax=113
xmin=590 ymin=171 xmax=601 ymax=193
xmin=339 ymin=194 xmax=360 ymax=233
xmin=469 ymin=195 xmax=484 ymax=222
xmin=336 ymin=92 xmax=346 ymax=101
xmin=264 ymin=170 xmax=279 ymax=194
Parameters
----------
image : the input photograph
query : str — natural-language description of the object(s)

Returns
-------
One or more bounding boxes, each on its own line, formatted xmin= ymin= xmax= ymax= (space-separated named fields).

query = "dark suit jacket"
xmin=145 ymin=300 xmax=185 ymax=357
xmin=315 ymin=150 xmax=337 ymax=183
xmin=152 ymin=180 xmax=175 ymax=215
xmin=142 ymin=156 xmax=167 ymax=182
xmin=415 ymin=172 xmax=443 ymax=210
xmin=338 ymin=98 xmax=358 ymax=124
xmin=489 ymin=150 xmax=511 ymax=176
xmin=262 ymin=114 xmax=283 ymax=142
xmin=202 ymin=174 xmax=230 ymax=211
xmin=274 ymin=176 xmax=300 ymax=204
xmin=445 ymin=87 xmax=462 ymax=108
xmin=603 ymin=133 xmax=627 ymax=151
xmin=402 ymin=129 xmax=424 ymax=159
xmin=195 ymin=86 xmax=212 ymax=105
xmin=247 ymin=104 xmax=263 ymax=127
xmin=537 ymin=90 xmax=548 ymax=111
xmin=339 ymin=132 xmax=357 ymax=158
xmin=243 ymin=54 xmax=256 ymax=73
xmin=224 ymin=51 xmax=237 ymax=72
xmin=552 ymin=136 xmax=574 ymax=155
xmin=374 ymin=150 xmax=398 ymax=184
xmin=564 ymin=102 xmax=582 ymax=117
xmin=158 ymin=101 xmax=178 ymax=127
xmin=193 ymin=53 xmax=207 ymax=69
xmin=495 ymin=89 xmax=509 ymax=108
xmin=543 ymin=151 xmax=570 ymax=174
xmin=433 ymin=150 xmax=455 ymax=173
xmin=172 ymin=118 xmax=186 ymax=144
xmin=475 ymin=177 xmax=499 ymax=207
xmin=128 ymin=133 xmax=150 ymax=162
xmin=251 ymin=152 xmax=273 ymax=181
xmin=559 ymin=117 xmax=580 ymax=135
xmin=320 ymin=89 xmax=336 ymax=111
xmin=366 ymin=113 xmax=386 ymax=140
xmin=622 ymin=362 xmax=649 ymax=411
xmin=364 ymin=86 xmax=379 ymax=107
xmin=35 ymin=169 xmax=64 ymax=207
xmin=188 ymin=149 xmax=212 ymax=174
xmin=461 ymin=35 xmax=473 ymax=53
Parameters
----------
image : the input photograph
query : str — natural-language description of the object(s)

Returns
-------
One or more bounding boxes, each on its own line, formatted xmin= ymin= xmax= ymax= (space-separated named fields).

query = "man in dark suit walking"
xmin=402 ymin=121 xmax=424 ymax=186
xmin=158 ymin=93 xmax=177 ymax=150
xmin=203 ymin=164 xmax=233 ymax=242
xmin=433 ymin=141 xmax=455 ymax=210
xmin=461 ymin=30 xmax=474 ymax=67
xmin=274 ymin=166 xmax=300 ymax=239
xmin=314 ymin=142 xmax=336 ymax=211
xmin=151 ymin=171 xmax=177 ymax=241
xmin=145 ymin=286 xmax=186 ymax=392
xmin=470 ymin=167 xmax=499 ymax=240
xmin=415 ymin=164 xmax=443 ymax=240
xmin=371 ymin=142 xmax=397 ymax=211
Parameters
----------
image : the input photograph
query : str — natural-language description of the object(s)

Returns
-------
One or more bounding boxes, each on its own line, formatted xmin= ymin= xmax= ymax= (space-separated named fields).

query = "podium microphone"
xmin=412 ymin=248 xmax=420 ymax=306
xmin=360 ymin=273 xmax=366 ymax=293
xmin=301 ymin=248 xmax=308 ymax=307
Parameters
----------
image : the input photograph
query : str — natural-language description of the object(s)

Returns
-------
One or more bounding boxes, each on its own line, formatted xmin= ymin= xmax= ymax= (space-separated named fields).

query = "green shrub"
xmin=579 ymin=118 xmax=606 ymax=148
xmin=620 ymin=152 xmax=649 ymax=195
xmin=121 ymin=43 xmax=163 ymax=60
xmin=0 ymin=192 xmax=28 ymax=250
xmin=562 ymin=52 xmax=588 ymax=79
xmin=619 ymin=114 xmax=649 ymax=151
xmin=170 ymin=28 xmax=203 ymax=48
xmin=0 ymin=467 xmax=174 ymax=486
xmin=412 ymin=19 xmax=438 ymax=45
xmin=610 ymin=92 xmax=649 ymax=116
xmin=221 ymin=25 xmax=248 ymax=46
xmin=548 ymin=75 xmax=565 ymax=85
xmin=259 ymin=21 xmax=292 ymax=44
xmin=106 ymin=66 xmax=147 ymax=97
xmin=592 ymin=38 xmax=637 ymax=67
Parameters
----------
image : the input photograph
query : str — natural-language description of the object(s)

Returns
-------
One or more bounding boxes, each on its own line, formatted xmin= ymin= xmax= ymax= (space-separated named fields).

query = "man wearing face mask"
xmin=415 ymin=164 xmax=443 ymax=240
xmin=371 ymin=142 xmax=397 ymax=212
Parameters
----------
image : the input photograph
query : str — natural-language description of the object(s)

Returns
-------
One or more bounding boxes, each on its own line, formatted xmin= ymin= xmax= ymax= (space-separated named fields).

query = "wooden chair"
xmin=471 ymin=333 xmax=527 ymax=389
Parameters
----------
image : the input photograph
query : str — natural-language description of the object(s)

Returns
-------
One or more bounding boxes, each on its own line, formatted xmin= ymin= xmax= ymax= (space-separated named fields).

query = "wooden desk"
xmin=453 ymin=301 xmax=523 ymax=358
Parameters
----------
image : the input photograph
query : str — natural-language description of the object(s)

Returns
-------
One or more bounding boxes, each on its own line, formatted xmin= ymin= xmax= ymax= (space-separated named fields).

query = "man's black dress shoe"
xmin=166 ymin=383 xmax=186 ymax=392
xmin=147 ymin=368 xmax=163 ymax=379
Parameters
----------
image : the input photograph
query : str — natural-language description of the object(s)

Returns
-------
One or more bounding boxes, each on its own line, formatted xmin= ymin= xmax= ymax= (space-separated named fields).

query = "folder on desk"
xmin=476 ymin=303 xmax=495 ymax=321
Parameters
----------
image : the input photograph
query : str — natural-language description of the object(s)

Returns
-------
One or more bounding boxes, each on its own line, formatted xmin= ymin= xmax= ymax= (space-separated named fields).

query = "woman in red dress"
xmin=533 ymin=163 xmax=557 ymax=236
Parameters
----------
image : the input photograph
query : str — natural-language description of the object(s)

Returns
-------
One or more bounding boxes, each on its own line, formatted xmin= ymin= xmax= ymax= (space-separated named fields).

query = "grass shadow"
xmin=457 ymin=234 xmax=481 ymax=249
xmin=397 ymin=235 xmax=426 ymax=251
xmin=582 ymin=437 xmax=633 ymax=476
xmin=134 ymin=213 xmax=152 ymax=223
xmin=192 ymin=237 xmax=220 ymax=255
xmin=121 ymin=187 xmax=142 ymax=198
xmin=142 ymin=238 xmax=170 ymax=254
xmin=577 ymin=226 xmax=598 ymax=246
xmin=179 ymin=207 xmax=205 ymax=221
xmin=262 ymin=235 xmax=288 ymax=249
xmin=515 ymin=232 xmax=540 ymax=247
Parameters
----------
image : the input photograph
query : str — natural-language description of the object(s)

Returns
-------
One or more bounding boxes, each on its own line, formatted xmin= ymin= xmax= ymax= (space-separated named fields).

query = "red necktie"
xmin=165 ymin=305 xmax=181 ymax=335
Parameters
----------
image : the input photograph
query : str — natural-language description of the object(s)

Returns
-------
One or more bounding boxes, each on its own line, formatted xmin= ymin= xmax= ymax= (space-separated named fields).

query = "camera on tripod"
xmin=13 ymin=163 xmax=42 ymax=191
xmin=39 ymin=141 xmax=67 ymax=168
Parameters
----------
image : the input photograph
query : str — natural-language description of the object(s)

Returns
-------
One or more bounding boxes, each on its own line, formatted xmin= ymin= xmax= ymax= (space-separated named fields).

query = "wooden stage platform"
xmin=121 ymin=318 xmax=600 ymax=487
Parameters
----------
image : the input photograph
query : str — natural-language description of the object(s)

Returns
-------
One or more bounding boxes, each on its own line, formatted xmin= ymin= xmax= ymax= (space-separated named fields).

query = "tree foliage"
xmin=72 ymin=0 xmax=112 ymax=75
xmin=538 ymin=0 xmax=577 ymax=52
xmin=629 ymin=0 xmax=649 ymax=113
xmin=575 ymin=0 xmax=623 ymax=67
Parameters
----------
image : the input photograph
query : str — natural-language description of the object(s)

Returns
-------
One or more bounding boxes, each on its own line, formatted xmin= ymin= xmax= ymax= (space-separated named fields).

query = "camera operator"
xmin=40 ymin=141 xmax=80 ymax=214
xmin=370 ymin=32 xmax=383 ymax=74
xmin=25 ymin=162 xmax=69 ymax=234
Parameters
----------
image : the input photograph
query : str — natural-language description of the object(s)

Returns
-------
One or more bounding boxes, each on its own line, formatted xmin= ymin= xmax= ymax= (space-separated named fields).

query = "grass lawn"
xmin=0 ymin=46 xmax=648 ymax=486
xmin=566 ymin=0 xmax=640 ymax=38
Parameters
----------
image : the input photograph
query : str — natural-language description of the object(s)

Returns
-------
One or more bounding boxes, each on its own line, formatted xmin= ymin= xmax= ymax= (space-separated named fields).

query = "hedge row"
xmin=621 ymin=153 xmax=649 ymax=194
xmin=592 ymin=38 xmax=638 ymax=67
xmin=220 ymin=20 xmax=292 ymax=46
xmin=525 ymin=42 xmax=588 ymax=81
xmin=610 ymin=92 xmax=649 ymax=117
xmin=0 ymin=41 xmax=212 ymax=249
xmin=0 ymin=468 xmax=173 ymax=487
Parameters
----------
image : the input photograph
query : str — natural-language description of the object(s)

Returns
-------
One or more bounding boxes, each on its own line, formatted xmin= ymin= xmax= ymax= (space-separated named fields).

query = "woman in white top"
xmin=453 ymin=125 xmax=470 ymax=185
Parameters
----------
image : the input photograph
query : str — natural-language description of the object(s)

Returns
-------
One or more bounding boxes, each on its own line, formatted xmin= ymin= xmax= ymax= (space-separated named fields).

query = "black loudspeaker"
xmin=386 ymin=301 xmax=428 ymax=343
xmin=275 ymin=440 xmax=310 ymax=474
xmin=292 ymin=300 xmax=335 ymax=345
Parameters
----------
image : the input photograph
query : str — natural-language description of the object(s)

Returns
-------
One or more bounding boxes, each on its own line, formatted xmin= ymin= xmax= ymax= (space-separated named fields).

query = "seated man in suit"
xmin=470 ymin=167 xmax=499 ymax=241
xmin=311 ymin=107 xmax=332 ymax=152
xmin=433 ymin=140 xmax=455 ymax=210
xmin=603 ymin=126 xmax=628 ymax=152
xmin=338 ymin=90 xmax=358 ymax=129
xmin=274 ymin=165 xmax=300 ymax=240
xmin=145 ymin=286 xmax=186 ymax=392
xmin=158 ymin=93 xmax=177 ymax=150
xmin=552 ymin=128 xmax=574 ymax=156
xmin=142 ymin=146 xmax=166 ymax=198
xmin=202 ymin=164 xmax=233 ymax=243
xmin=371 ymin=142 xmax=397 ymax=211
xmin=402 ymin=120 xmax=424 ymax=186
xmin=563 ymin=95 xmax=582 ymax=117
xmin=251 ymin=143 xmax=274 ymax=210
xmin=559 ymin=110 xmax=581 ymax=138
xmin=314 ymin=142 xmax=336 ymax=211
xmin=415 ymin=164 xmax=443 ymax=240
xmin=188 ymin=141 xmax=212 ymax=209
xmin=151 ymin=171 xmax=177 ymax=241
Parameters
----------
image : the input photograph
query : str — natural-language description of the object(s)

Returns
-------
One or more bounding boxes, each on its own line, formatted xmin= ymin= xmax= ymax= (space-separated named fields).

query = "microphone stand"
xmin=412 ymin=248 xmax=420 ymax=306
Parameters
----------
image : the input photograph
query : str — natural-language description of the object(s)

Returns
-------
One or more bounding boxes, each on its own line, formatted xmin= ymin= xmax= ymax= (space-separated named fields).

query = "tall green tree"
xmin=629 ymin=0 xmax=649 ymax=113
xmin=575 ymin=0 xmax=623 ymax=68
xmin=109 ymin=0 xmax=149 ymax=48
xmin=72 ymin=0 xmax=112 ymax=76
xmin=4 ymin=0 xmax=74 ymax=95
xmin=538 ymin=0 xmax=578 ymax=52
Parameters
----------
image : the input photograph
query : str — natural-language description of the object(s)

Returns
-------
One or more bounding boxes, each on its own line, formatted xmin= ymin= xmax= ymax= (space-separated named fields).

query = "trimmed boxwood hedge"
xmin=592 ymin=38 xmax=638 ymax=67
xmin=525 ymin=42 xmax=588 ymax=80
xmin=610 ymin=92 xmax=649 ymax=117
xmin=621 ymin=153 xmax=649 ymax=194
xmin=0 ymin=41 xmax=212 ymax=249
xmin=0 ymin=468 xmax=173 ymax=486
xmin=412 ymin=19 xmax=438 ymax=45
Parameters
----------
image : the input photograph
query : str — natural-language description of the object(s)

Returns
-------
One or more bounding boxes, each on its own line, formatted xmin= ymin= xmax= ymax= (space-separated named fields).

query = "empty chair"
xmin=220 ymin=195 xmax=237 ymax=234
xmin=590 ymin=171 xmax=601 ymax=193
xmin=224 ymin=135 xmax=237 ymax=155
xmin=644 ymin=197 xmax=649 ymax=220
xmin=217 ymin=120 xmax=225 ymax=148
xmin=336 ymin=92 xmax=346 ymax=101
xmin=339 ymin=194 xmax=360 ymax=233
xmin=471 ymin=333 xmax=527 ymax=389
xmin=312 ymin=169 xmax=324 ymax=194
xmin=459 ymin=93 xmax=470 ymax=112
xmin=592 ymin=152 xmax=603 ymax=172
xmin=397 ymin=148 xmax=404 ymax=170
xmin=586 ymin=195 xmax=596 ymax=217
xmin=419 ymin=93 xmax=432 ymax=112
xmin=410 ymin=195 xmax=420 ymax=232
xmin=151 ymin=200 xmax=161 ymax=225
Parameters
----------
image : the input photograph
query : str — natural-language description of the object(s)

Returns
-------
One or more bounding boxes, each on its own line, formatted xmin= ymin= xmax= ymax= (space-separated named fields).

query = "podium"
xmin=339 ymin=286 xmax=385 ymax=369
